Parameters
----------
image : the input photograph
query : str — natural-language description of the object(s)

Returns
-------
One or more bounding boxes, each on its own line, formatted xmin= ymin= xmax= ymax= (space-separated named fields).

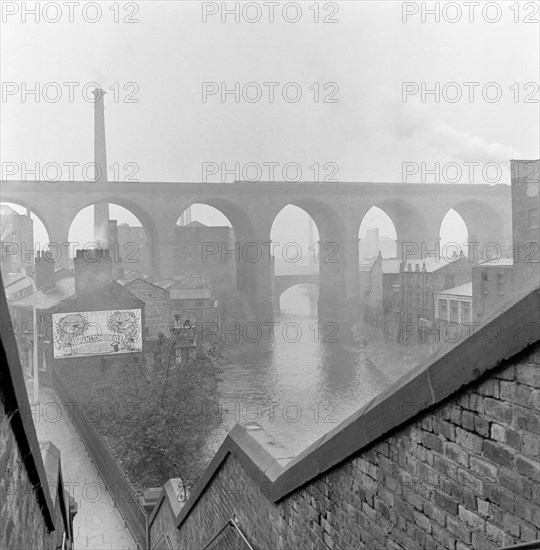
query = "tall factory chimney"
xmin=93 ymin=88 xmax=110 ymax=247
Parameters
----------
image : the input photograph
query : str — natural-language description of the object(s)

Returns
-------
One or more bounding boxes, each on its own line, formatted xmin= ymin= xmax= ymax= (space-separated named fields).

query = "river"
xmin=208 ymin=285 xmax=420 ymax=455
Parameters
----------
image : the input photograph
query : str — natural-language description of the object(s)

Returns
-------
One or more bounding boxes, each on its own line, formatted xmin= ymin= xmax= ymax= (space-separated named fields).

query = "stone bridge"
xmin=272 ymin=273 xmax=319 ymax=312
xmin=1 ymin=180 xmax=511 ymax=320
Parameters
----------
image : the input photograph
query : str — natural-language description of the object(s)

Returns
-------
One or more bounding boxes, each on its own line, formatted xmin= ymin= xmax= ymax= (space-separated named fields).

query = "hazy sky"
xmin=1 ymin=1 xmax=539 ymax=249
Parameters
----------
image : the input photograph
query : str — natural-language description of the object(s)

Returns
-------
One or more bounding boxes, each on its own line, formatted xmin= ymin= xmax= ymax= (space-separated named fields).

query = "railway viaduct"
xmin=1 ymin=179 xmax=511 ymax=320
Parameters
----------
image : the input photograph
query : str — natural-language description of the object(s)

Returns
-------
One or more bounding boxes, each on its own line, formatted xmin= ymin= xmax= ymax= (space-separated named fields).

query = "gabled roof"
xmin=121 ymin=277 xmax=166 ymax=292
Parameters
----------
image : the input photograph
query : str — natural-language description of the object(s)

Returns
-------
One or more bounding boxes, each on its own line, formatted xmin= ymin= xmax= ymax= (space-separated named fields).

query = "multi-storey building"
xmin=359 ymin=254 xmax=401 ymax=332
xmin=7 ymin=250 xmax=145 ymax=379
xmin=119 ymin=278 xmax=170 ymax=340
xmin=511 ymin=159 xmax=539 ymax=288
xmin=155 ymin=275 xmax=220 ymax=333
xmin=398 ymin=254 xmax=472 ymax=343
xmin=434 ymin=282 xmax=473 ymax=325
xmin=471 ymin=159 xmax=539 ymax=324
xmin=174 ymin=221 xmax=235 ymax=292
xmin=0 ymin=204 xmax=34 ymax=275
xmin=117 ymin=222 xmax=152 ymax=276
xmin=472 ymin=258 xmax=515 ymax=323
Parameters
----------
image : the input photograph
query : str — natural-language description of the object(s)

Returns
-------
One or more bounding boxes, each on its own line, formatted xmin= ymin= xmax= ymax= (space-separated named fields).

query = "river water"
xmin=209 ymin=285 xmax=402 ymax=455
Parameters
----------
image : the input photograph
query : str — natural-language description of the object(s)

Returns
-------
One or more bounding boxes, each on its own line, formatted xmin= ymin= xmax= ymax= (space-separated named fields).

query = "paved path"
xmin=33 ymin=386 xmax=138 ymax=550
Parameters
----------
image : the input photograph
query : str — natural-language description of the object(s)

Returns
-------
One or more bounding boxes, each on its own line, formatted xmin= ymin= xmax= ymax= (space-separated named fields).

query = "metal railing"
xmin=52 ymin=367 xmax=148 ymax=549
xmin=201 ymin=515 xmax=254 ymax=550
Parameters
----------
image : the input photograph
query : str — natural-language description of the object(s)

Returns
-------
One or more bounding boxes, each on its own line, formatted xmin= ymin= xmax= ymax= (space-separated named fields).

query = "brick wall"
xmin=152 ymin=346 xmax=540 ymax=550
xmin=149 ymin=289 xmax=540 ymax=550
xmin=0 ymin=404 xmax=52 ymax=550
xmin=1 ymin=275 xmax=75 ymax=550
xmin=124 ymin=278 xmax=170 ymax=339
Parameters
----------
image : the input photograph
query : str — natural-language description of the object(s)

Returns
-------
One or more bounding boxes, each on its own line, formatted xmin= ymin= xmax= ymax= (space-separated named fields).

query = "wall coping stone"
xmin=156 ymin=287 xmax=540 ymax=532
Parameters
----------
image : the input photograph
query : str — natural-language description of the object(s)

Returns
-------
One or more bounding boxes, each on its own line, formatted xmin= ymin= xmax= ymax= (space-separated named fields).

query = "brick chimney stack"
xmin=93 ymin=88 xmax=109 ymax=247
xmin=74 ymin=249 xmax=112 ymax=294
xmin=35 ymin=250 xmax=55 ymax=292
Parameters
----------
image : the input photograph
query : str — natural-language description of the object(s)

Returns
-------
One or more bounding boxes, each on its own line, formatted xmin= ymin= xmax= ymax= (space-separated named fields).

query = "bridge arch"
xmin=358 ymin=206 xmax=397 ymax=259
xmin=273 ymin=276 xmax=320 ymax=314
xmin=439 ymin=208 xmax=469 ymax=258
xmin=449 ymin=199 xmax=506 ymax=261
xmin=0 ymin=200 xmax=52 ymax=245
xmin=175 ymin=200 xmax=259 ymax=299
xmin=67 ymin=198 xmax=159 ymax=277
xmin=269 ymin=200 xmax=347 ymax=320
xmin=364 ymin=199 xmax=431 ymax=259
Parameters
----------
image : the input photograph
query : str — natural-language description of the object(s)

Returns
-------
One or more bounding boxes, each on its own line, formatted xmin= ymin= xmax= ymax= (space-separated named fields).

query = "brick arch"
xmin=67 ymin=197 xmax=160 ymax=275
xmin=0 ymin=198 xmax=52 ymax=243
xmin=366 ymin=199 xmax=431 ymax=259
xmin=450 ymin=199 xmax=506 ymax=259
xmin=176 ymin=199 xmax=259 ymax=297
xmin=269 ymin=200 xmax=348 ymax=321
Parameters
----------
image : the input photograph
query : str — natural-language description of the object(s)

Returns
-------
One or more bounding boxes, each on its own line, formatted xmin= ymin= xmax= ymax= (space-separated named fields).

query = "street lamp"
xmin=10 ymin=271 xmax=39 ymax=405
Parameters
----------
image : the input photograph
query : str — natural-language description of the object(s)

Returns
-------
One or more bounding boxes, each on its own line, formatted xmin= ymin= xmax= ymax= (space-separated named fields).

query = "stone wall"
xmin=0 ymin=403 xmax=52 ymax=550
xmin=149 ymin=289 xmax=540 ymax=550
xmin=124 ymin=279 xmax=170 ymax=339
xmin=0 ymin=274 xmax=74 ymax=550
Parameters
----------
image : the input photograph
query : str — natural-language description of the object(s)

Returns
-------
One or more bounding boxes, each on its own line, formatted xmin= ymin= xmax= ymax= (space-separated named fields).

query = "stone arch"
xmin=450 ymin=199 xmax=506 ymax=261
xmin=358 ymin=206 xmax=398 ymax=259
xmin=369 ymin=200 xmax=431 ymax=259
xmin=269 ymin=200 xmax=346 ymax=320
xmin=67 ymin=198 xmax=159 ymax=277
xmin=176 ymin=199 xmax=259 ymax=298
xmin=273 ymin=275 xmax=320 ymax=313
xmin=0 ymin=199 xmax=52 ymax=244
xmin=439 ymin=208 xmax=469 ymax=258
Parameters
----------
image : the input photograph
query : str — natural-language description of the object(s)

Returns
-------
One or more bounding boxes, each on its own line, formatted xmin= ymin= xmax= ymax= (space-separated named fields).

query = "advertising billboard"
xmin=52 ymin=309 xmax=142 ymax=358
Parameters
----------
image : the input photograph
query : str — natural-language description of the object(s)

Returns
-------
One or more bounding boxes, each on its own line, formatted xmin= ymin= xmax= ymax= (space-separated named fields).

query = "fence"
xmin=52 ymin=366 xmax=148 ymax=549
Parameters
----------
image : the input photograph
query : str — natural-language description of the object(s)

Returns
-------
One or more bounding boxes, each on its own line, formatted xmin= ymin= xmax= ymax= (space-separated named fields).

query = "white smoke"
xmin=393 ymin=103 xmax=521 ymax=164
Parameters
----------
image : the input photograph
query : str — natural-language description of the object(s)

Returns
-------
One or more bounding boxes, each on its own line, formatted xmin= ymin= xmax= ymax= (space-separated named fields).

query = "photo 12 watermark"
xmin=201 ymin=81 xmax=339 ymax=103
xmin=1 ymin=1 xmax=140 ymax=24
xmin=201 ymin=2 xmax=340 ymax=24
xmin=201 ymin=161 xmax=339 ymax=183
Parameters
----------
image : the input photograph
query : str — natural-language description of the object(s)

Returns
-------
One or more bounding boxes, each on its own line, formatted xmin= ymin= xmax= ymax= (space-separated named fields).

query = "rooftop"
xmin=9 ymin=277 xmax=76 ymax=309
xmin=403 ymin=255 xmax=463 ymax=273
xmin=434 ymin=281 xmax=473 ymax=297
xmin=479 ymin=258 xmax=514 ymax=267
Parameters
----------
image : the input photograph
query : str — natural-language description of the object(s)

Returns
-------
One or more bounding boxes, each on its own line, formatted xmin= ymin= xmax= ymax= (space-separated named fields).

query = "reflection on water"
xmin=209 ymin=285 xmax=397 ymax=455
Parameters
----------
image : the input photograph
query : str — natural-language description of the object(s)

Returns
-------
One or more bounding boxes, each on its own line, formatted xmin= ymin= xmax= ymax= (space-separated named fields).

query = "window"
xmin=438 ymin=299 xmax=448 ymax=321
xmin=444 ymin=275 xmax=455 ymax=290
xmin=450 ymin=300 xmax=459 ymax=322
xmin=497 ymin=273 xmax=505 ymax=295
xmin=529 ymin=209 xmax=539 ymax=229
xmin=481 ymin=272 xmax=488 ymax=294
xmin=461 ymin=301 xmax=471 ymax=324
